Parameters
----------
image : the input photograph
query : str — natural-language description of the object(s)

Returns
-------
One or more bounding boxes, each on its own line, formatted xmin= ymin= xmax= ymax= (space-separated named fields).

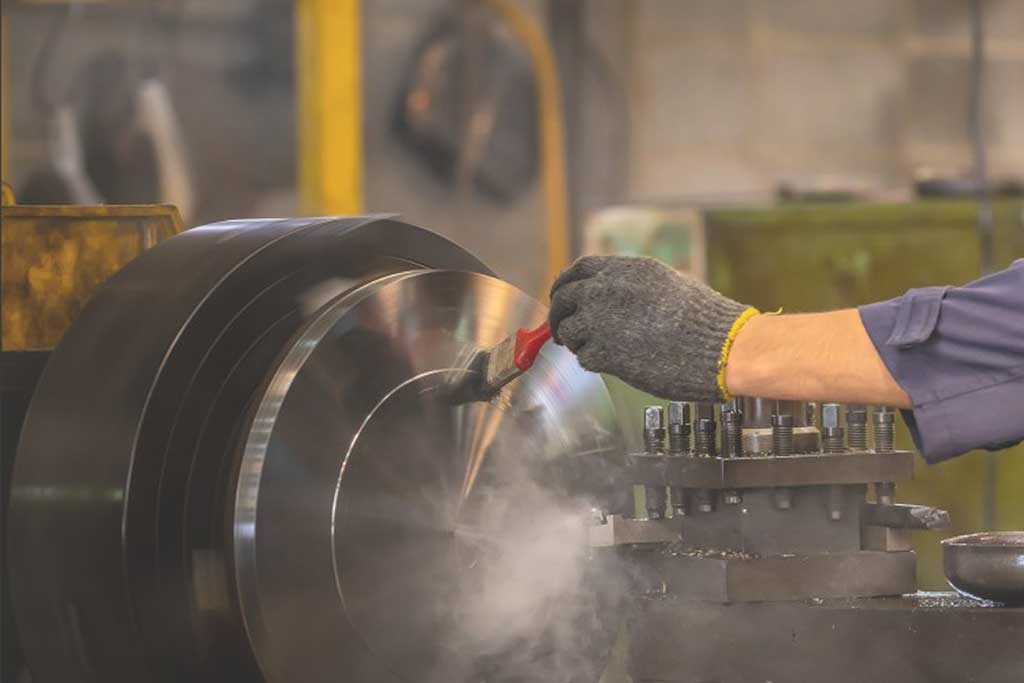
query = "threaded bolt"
xmin=771 ymin=413 xmax=795 ymax=457
xmin=770 ymin=412 xmax=794 ymax=511
xmin=721 ymin=408 xmax=745 ymax=458
xmin=642 ymin=406 xmax=667 ymax=519
xmin=667 ymin=401 xmax=691 ymax=456
xmin=644 ymin=405 xmax=666 ymax=454
xmin=667 ymin=402 xmax=690 ymax=515
xmin=846 ymin=404 xmax=868 ymax=450
xmin=693 ymin=404 xmax=718 ymax=511
xmin=694 ymin=419 xmax=717 ymax=457
xmin=821 ymin=403 xmax=845 ymax=453
xmin=873 ymin=407 xmax=897 ymax=504
xmin=873 ymin=406 xmax=895 ymax=453
xmin=693 ymin=403 xmax=717 ymax=457
xmin=719 ymin=408 xmax=744 ymax=504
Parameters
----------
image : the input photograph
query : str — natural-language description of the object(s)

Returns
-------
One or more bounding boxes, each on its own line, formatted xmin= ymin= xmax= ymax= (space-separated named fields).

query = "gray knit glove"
xmin=548 ymin=256 xmax=757 ymax=402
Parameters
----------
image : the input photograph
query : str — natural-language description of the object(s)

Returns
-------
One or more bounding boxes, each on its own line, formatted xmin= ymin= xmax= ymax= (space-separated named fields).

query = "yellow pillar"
xmin=2 ymin=14 xmax=9 ymax=182
xmin=296 ymin=0 xmax=364 ymax=215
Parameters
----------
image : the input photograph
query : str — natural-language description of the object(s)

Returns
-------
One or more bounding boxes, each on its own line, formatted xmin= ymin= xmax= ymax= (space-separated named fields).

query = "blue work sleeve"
xmin=858 ymin=259 xmax=1024 ymax=463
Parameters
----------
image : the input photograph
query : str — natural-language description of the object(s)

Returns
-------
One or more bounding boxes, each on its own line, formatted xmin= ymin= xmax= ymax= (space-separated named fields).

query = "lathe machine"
xmin=5 ymin=216 xmax=1023 ymax=682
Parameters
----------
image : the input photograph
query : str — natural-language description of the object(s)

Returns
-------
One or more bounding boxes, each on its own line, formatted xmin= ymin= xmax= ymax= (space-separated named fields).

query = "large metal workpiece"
xmin=7 ymin=216 xmax=623 ymax=683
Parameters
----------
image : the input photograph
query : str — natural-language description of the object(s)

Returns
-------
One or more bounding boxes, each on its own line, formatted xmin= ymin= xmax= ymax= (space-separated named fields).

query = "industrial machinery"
xmin=5 ymin=215 xmax=1024 ymax=683
xmin=606 ymin=399 xmax=1024 ymax=683
xmin=6 ymin=215 xmax=624 ymax=682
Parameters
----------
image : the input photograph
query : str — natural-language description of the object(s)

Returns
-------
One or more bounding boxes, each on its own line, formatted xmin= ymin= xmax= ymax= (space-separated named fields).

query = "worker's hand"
xmin=548 ymin=255 xmax=757 ymax=402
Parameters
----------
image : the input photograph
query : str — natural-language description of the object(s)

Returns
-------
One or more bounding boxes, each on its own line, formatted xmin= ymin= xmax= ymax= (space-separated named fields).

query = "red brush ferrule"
xmin=513 ymin=321 xmax=551 ymax=371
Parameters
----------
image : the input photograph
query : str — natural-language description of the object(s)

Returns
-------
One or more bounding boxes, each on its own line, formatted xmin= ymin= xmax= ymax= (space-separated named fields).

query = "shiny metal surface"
xmin=7 ymin=217 xmax=504 ymax=682
xmin=8 ymin=215 xmax=623 ymax=683
xmin=235 ymin=269 xmax=621 ymax=682
xmin=740 ymin=398 xmax=810 ymax=429
xmin=743 ymin=427 xmax=821 ymax=455
xmin=942 ymin=531 xmax=1024 ymax=605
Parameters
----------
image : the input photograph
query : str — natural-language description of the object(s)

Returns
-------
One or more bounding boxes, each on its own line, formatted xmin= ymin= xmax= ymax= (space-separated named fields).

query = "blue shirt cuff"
xmin=859 ymin=261 xmax=1024 ymax=463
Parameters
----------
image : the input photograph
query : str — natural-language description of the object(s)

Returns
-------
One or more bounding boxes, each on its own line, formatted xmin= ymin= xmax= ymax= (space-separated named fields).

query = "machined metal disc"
xmin=8 ymin=217 xmax=622 ymax=683
xmin=235 ymin=269 xmax=621 ymax=682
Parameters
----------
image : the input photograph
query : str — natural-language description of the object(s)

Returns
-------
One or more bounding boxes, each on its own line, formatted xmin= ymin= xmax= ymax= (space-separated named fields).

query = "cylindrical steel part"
xmin=667 ymin=401 xmax=691 ymax=456
xmin=694 ymin=419 xmax=717 ymax=457
xmin=771 ymin=413 xmax=795 ymax=457
xmin=721 ymin=409 xmax=745 ymax=458
xmin=822 ymin=428 xmax=846 ymax=454
xmin=821 ymin=404 xmax=845 ymax=453
xmin=741 ymin=397 xmax=811 ymax=428
xmin=8 ymin=217 xmax=629 ymax=682
xmin=847 ymin=404 xmax=869 ymax=450
xmin=643 ymin=406 xmax=667 ymax=519
xmin=643 ymin=405 xmax=666 ymax=454
xmin=873 ymin=406 xmax=896 ymax=452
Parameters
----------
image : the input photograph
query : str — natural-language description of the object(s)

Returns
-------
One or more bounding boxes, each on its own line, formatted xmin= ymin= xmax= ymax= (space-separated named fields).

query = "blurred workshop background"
xmin=2 ymin=0 xmax=1023 ymax=593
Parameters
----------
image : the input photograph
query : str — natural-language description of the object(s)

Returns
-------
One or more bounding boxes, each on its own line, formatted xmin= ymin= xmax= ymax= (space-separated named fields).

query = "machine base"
xmin=627 ymin=592 xmax=1024 ymax=683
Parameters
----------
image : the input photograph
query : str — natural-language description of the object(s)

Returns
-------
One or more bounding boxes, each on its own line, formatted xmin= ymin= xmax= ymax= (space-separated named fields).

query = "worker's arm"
xmin=725 ymin=309 xmax=911 ymax=408
xmin=854 ymin=260 xmax=1024 ymax=462
xmin=550 ymin=256 xmax=1024 ymax=464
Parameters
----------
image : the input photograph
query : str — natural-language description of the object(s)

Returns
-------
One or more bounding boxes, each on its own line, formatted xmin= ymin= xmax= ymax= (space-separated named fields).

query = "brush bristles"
xmin=484 ymin=334 xmax=523 ymax=390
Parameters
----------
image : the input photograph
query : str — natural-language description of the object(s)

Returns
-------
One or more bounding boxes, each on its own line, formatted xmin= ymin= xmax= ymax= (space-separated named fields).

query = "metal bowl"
xmin=942 ymin=531 xmax=1024 ymax=605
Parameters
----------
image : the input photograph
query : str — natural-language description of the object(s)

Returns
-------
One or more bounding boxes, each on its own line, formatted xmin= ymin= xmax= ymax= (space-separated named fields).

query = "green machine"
xmin=601 ymin=199 xmax=1024 ymax=589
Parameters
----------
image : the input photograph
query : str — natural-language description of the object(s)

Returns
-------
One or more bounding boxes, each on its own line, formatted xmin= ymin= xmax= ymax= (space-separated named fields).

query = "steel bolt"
xmin=644 ymin=405 xmax=666 ymax=454
xmin=667 ymin=401 xmax=691 ymax=456
xmin=667 ymin=402 xmax=691 ymax=515
xmin=720 ymin=408 xmax=744 ymax=504
xmin=873 ymin=406 xmax=896 ymax=453
xmin=821 ymin=403 xmax=845 ymax=453
xmin=873 ymin=407 xmax=896 ymax=503
xmin=846 ymin=404 xmax=868 ymax=450
xmin=721 ymin=408 xmax=745 ymax=458
xmin=821 ymin=403 xmax=841 ymax=429
xmin=694 ymin=403 xmax=717 ymax=458
xmin=770 ymin=412 xmax=795 ymax=511
xmin=693 ymin=403 xmax=718 ymax=512
xmin=642 ymin=406 xmax=667 ymax=519
xmin=771 ymin=413 xmax=795 ymax=457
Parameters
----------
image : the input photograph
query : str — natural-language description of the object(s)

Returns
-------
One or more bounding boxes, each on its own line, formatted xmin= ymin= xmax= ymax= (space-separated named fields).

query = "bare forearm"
xmin=725 ymin=309 xmax=911 ymax=408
